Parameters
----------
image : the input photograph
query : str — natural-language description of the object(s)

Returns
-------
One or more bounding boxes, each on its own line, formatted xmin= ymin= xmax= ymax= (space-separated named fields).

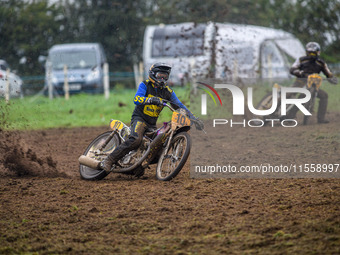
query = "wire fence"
xmin=13 ymin=63 xmax=340 ymax=98
xmin=21 ymin=71 xmax=137 ymax=96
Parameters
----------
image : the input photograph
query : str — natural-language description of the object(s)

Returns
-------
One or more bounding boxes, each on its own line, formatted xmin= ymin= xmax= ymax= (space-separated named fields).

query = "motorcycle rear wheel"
xmin=79 ymin=131 xmax=120 ymax=180
xmin=156 ymin=132 xmax=191 ymax=181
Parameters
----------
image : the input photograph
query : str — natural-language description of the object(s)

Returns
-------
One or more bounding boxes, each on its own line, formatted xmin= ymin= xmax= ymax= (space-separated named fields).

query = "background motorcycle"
xmin=256 ymin=73 xmax=334 ymax=125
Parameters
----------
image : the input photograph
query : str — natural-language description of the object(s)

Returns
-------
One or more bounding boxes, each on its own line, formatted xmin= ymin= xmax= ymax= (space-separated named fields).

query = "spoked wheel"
xmin=79 ymin=131 xmax=120 ymax=180
xmin=255 ymin=92 xmax=280 ymax=124
xmin=156 ymin=132 xmax=191 ymax=181
xmin=257 ymin=92 xmax=274 ymax=111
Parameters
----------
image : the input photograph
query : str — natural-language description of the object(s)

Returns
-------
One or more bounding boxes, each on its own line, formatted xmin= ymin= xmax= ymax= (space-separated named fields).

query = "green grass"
xmin=1 ymin=80 xmax=338 ymax=131
xmin=323 ymin=82 xmax=340 ymax=111
xmin=0 ymin=87 xmax=190 ymax=130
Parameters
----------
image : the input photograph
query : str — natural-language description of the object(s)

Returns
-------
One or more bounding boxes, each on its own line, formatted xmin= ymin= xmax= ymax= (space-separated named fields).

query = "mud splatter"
xmin=0 ymin=130 xmax=67 ymax=177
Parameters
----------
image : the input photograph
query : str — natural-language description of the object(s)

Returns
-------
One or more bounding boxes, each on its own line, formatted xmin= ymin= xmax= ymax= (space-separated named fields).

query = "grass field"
xmin=0 ymin=87 xmax=190 ymax=130
xmin=1 ymin=81 xmax=339 ymax=130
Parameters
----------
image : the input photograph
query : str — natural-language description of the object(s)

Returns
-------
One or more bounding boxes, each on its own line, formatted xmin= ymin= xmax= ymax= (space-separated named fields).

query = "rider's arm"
xmin=321 ymin=61 xmax=334 ymax=78
xmin=318 ymin=59 xmax=338 ymax=84
xmin=289 ymin=58 xmax=304 ymax=77
xmin=323 ymin=64 xmax=338 ymax=84
xmin=133 ymin=82 xmax=148 ymax=105
xmin=170 ymin=91 xmax=195 ymax=119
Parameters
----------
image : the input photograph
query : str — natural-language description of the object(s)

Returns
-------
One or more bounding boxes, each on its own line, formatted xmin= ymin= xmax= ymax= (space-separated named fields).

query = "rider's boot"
xmin=317 ymin=119 xmax=329 ymax=124
xmin=100 ymin=155 xmax=116 ymax=173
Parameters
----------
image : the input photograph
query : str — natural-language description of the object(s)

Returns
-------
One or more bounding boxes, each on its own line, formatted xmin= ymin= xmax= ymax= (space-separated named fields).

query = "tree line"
xmin=1 ymin=0 xmax=339 ymax=76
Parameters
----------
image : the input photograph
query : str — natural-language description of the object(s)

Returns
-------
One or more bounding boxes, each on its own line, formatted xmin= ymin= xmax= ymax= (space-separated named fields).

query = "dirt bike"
xmin=78 ymin=101 xmax=204 ymax=181
xmin=302 ymin=73 xmax=323 ymax=125
xmin=255 ymin=82 xmax=291 ymax=123
xmin=256 ymin=73 xmax=324 ymax=125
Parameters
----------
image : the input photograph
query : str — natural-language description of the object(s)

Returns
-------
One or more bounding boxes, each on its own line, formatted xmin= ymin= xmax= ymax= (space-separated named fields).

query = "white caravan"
xmin=143 ymin=22 xmax=305 ymax=85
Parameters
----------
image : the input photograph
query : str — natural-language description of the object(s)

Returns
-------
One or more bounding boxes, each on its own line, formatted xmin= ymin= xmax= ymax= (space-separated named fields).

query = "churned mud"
xmin=0 ymin=113 xmax=339 ymax=254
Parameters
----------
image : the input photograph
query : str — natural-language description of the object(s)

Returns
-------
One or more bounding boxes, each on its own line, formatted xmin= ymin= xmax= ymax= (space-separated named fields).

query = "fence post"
xmin=139 ymin=62 xmax=144 ymax=85
xmin=133 ymin=62 xmax=144 ymax=89
xmin=64 ymin=65 xmax=69 ymax=100
xmin=5 ymin=68 xmax=10 ymax=103
xmin=133 ymin=63 xmax=139 ymax=89
xmin=47 ymin=62 xmax=53 ymax=100
xmin=103 ymin=62 xmax=109 ymax=99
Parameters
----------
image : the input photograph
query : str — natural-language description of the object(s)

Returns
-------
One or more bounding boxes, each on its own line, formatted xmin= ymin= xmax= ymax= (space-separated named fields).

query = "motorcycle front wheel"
xmin=156 ymin=132 xmax=191 ymax=181
xmin=79 ymin=131 xmax=120 ymax=180
xmin=255 ymin=92 xmax=280 ymax=122
xmin=257 ymin=92 xmax=274 ymax=111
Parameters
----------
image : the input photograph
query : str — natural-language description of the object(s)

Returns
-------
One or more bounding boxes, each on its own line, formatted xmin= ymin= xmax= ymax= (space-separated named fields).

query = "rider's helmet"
xmin=148 ymin=63 xmax=172 ymax=88
xmin=306 ymin=42 xmax=321 ymax=57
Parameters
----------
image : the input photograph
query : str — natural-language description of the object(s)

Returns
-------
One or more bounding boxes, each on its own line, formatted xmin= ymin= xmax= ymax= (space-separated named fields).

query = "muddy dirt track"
xmin=0 ymin=113 xmax=339 ymax=254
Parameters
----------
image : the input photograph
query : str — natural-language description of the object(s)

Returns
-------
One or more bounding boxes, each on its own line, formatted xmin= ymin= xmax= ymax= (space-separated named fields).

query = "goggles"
xmin=155 ymin=72 xmax=169 ymax=81
xmin=307 ymin=50 xmax=320 ymax=57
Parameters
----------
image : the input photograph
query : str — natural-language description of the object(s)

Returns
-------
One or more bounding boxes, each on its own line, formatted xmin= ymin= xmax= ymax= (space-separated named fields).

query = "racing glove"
xmin=191 ymin=116 xmax=204 ymax=130
xmin=146 ymin=97 xmax=163 ymax=106
xmin=195 ymin=118 xmax=205 ymax=131
xmin=292 ymin=69 xmax=304 ymax=78
xmin=297 ymin=70 xmax=305 ymax=78
xmin=328 ymin=76 xmax=338 ymax=85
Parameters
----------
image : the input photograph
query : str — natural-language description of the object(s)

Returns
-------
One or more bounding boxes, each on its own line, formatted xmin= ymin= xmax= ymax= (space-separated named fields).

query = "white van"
xmin=143 ymin=22 xmax=305 ymax=84
xmin=45 ymin=43 xmax=107 ymax=94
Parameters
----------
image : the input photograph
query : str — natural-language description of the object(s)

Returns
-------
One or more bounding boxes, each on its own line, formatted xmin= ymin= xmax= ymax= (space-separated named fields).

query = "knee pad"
xmin=129 ymin=135 xmax=143 ymax=150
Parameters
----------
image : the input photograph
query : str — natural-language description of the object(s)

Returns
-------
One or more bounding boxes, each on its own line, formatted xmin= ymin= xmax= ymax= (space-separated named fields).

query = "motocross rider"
xmin=100 ymin=62 xmax=203 ymax=173
xmin=288 ymin=42 xmax=338 ymax=123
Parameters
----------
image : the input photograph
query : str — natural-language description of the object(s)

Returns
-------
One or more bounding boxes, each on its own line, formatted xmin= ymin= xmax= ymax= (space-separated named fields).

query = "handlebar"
xmin=162 ymin=101 xmax=176 ymax=112
xmin=298 ymin=73 xmax=338 ymax=84
xmin=162 ymin=100 xmax=206 ymax=133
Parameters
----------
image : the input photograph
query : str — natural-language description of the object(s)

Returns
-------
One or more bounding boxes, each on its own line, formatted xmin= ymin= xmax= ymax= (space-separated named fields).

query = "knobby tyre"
xmin=79 ymin=131 xmax=120 ymax=180
xmin=156 ymin=132 xmax=191 ymax=181
xmin=257 ymin=92 xmax=273 ymax=111
xmin=255 ymin=92 xmax=280 ymax=122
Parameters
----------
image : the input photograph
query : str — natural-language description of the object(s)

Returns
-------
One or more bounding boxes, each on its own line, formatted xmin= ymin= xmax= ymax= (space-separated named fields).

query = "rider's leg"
xmin=317 ymin=89 xmax=329 ymax=123
xmin=101 ymin=119 xmax=147 ymax=172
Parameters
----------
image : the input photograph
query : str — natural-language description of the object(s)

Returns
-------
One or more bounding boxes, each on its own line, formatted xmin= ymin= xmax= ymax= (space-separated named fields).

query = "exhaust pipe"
xmin=78 ymin=155 xmax=101 ymax=170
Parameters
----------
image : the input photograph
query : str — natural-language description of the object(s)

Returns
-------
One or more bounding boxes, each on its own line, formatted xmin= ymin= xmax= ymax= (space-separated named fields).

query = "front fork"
xmin=98 ymin=130 xmax=117 ymax=151
xmin=162 ymin=130 xmax=174 ymax=157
